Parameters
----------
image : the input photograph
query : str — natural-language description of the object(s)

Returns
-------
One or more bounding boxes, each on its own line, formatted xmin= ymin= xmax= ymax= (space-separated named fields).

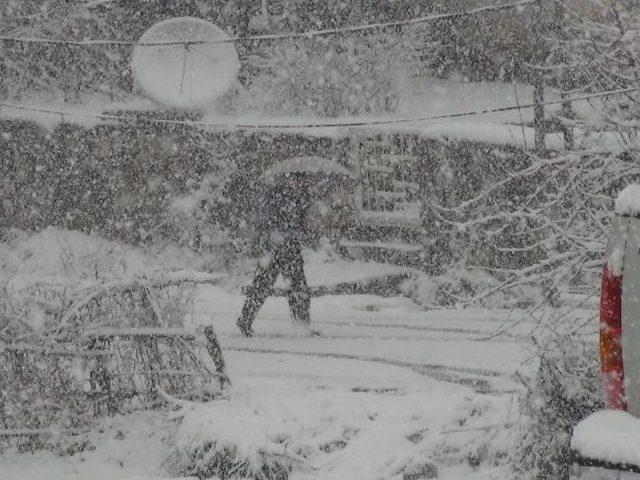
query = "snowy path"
xmin=194 ymin=287 xmax=535 ymax=392
xmin=180 ymin=286 xmax=533 ymax=480
xmin=2 ymin=285 xmax=536 ymax=480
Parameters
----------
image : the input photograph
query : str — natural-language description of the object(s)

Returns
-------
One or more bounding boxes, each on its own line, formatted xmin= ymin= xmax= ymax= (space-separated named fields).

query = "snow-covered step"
xmin=344 ymin=223 xmax=423 ymax=243
xmin=392 ymin=179 xmax=420 ymax=193
xmin=358 ymin=209 xmax=422 ymax=228
xmin=394 ymin=201 xmax=422 ymax=212
xmin=337 ymin=240 xmax=423 ymax=267
xmin=372 ymin=190 xmax=407 ymax=201
xmin=339 ymin=239 xmax=423 ymax=253
xmin=362 ymin=195 xmax=397 ymax=211
xmin=363 ymin=164 xmax=395 ymax=174
xmin=379 ymin=153 xmax=421 ymax=163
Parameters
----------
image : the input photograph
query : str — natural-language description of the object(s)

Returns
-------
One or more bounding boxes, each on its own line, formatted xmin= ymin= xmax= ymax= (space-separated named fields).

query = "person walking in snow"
xmin=236 ymin=172 xmax=313 ymax=337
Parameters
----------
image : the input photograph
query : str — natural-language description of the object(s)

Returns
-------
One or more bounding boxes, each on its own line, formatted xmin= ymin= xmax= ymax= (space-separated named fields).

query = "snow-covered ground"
xmin=0 ymin=229 xmax=596 ymax=480
xmin=1 ymin=78 xmax=629 ymax=153
xmin=1 ymin=289 xmax=528 ymax=480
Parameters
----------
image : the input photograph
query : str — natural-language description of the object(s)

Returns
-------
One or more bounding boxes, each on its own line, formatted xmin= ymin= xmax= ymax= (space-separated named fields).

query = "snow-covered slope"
xmin=1 ymin=78 xmax=628 ymax=152
xmin=0 ymin=228 xmax=595 ymax=480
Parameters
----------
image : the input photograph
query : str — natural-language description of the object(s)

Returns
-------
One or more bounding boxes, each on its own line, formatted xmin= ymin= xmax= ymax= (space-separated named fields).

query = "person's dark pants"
xmin=240 ymin=238 xmax=311 ymax=327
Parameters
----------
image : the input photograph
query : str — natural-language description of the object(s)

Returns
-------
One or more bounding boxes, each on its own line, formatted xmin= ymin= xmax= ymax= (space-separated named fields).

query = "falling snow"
xmin=1 ymin=2 xmax=640 ymax=480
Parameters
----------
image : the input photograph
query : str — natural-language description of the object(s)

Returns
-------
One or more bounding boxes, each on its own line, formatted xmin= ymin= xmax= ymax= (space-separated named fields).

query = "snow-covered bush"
xmin=171 ymin=390 xmax=459 ymax=480
xmin=0 ymin=0 xmax=557 ymax=103
xmin=173 ymin=442 xmax=294 ymax=480
xmin=170 ymin=397 xmax=318 ymax=480
xmin=0 ymin=229 xmax=222 ymax=452
xmin=166 ymin=172 xmax=251 ymax=271
xmin=421 ymin=142 xmax=640 ymax=303
xmin=516 ymin=337 xmax=602 ymax=480
xmin=241 ymin=32 xmax=417 ymax=117
xmin=0 ymin=122 xmax=247 ymax=257
xmin=401 ymin=268 xmax=529 ymax=309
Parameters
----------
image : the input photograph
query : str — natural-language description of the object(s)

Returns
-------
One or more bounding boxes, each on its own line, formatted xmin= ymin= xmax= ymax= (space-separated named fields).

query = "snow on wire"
xmin=0 ymin=86 xmax=638 ymax=131
xmin=0 ymin=0 xmax=543 ymax=47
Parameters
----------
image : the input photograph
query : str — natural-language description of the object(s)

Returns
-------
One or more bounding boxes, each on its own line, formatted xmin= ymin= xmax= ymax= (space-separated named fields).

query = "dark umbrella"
xmin=260 ymin=156 xmax=358 ymax=192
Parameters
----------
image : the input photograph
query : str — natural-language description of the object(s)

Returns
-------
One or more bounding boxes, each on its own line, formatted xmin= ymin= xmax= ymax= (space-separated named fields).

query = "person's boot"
xmin=288 ymin=289 xmax=311 ymax=322
xmin=288 ymin=291 xmax=320 ymax=336
xmin=237 ymin=294 xmax=262 ymax=337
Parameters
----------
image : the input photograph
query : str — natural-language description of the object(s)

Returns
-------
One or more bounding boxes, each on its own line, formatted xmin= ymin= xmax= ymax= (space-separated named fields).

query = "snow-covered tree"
xmin=240 ymin=32 xmax=418 ymax=117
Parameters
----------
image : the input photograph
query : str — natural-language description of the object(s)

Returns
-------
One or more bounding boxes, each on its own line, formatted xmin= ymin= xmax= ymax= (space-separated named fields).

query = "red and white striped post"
xmin=600 ymin=264 xmax=627 ymax=410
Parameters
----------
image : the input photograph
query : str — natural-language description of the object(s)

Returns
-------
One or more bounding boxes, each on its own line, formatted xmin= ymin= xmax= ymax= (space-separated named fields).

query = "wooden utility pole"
xmin=535 ymin=0 xmax=575 ymax=155
xmin=534 ymin=77 xmax=546 ymax=156
xmin=560 ymin=92 xmax=575 ymax=150
xmin=555 ymin=0 xmax=575 ymax=150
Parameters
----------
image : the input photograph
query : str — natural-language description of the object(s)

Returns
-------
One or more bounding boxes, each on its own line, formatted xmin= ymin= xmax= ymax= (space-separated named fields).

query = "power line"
xmin=0 ymin=0 xmax=542 ymax=47
xmin=0 ymin=86 xmax=637 ymax=131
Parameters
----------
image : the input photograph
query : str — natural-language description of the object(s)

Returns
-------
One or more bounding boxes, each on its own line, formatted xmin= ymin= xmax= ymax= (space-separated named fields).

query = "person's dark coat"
xmin=237 ymin=179 xmax=313 ymax=333
xmin=255 ymin=182 xmax=311 ymax=242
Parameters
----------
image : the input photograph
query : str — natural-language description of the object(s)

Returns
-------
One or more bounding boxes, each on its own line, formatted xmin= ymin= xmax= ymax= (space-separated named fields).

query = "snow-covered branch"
xmin=57 ymin=270 xmax=225 ymax=334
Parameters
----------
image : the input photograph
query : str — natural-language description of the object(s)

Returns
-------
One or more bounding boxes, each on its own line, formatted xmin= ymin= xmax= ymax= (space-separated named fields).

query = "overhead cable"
xmin=0 ymin=86 xmax=636 ymax=130
xmin=0 ymin=0 xmax=543 ymax=47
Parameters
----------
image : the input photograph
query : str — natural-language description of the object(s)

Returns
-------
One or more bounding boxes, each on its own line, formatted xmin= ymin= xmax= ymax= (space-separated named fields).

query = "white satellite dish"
xmin=131 ymin=17 xmax=240 ymax=111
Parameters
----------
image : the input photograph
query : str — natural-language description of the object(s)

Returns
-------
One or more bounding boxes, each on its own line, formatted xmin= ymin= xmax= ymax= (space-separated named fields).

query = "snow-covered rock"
xmin=572 ymin=410 xmax=640 ymax=467
xmin=615 ymin=185 xmax=640 ymax=217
